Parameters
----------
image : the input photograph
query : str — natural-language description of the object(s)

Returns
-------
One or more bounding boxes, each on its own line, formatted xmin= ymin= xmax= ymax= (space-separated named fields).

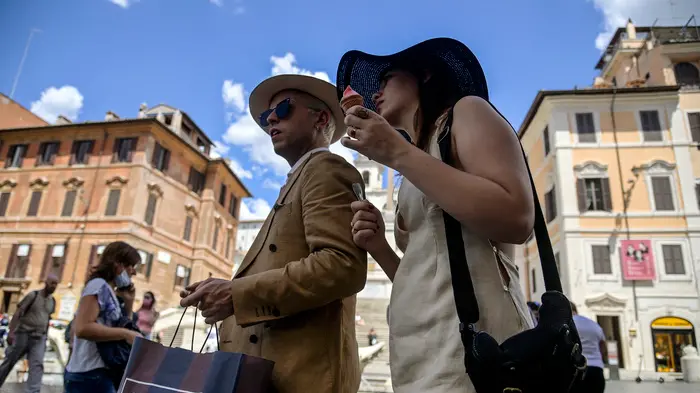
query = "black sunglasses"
xmin=259 ymin=98 xmax=293 ymax=127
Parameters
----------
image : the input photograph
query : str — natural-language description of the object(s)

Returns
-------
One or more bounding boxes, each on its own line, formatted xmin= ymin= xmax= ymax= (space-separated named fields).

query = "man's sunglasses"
xmin=259 ymin=98 xmax=293 ymax=127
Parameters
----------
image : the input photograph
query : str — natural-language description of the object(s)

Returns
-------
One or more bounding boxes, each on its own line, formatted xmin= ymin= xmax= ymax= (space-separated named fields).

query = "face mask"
xmin=142 ymin=298 xmax=153 ymax=308
xmin=115 ymin=270 xmax=131 ymax=288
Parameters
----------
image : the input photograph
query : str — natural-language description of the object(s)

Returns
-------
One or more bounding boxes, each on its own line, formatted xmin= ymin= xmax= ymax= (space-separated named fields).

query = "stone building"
xmin=0 ymin=101 xmax=251 ymax=319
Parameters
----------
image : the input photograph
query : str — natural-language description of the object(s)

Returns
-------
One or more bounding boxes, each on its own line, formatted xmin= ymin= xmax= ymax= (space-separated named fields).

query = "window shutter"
xmin=112 ymin=139 xmax=120 ymax=163
xmin=105 ymin=189 xmax=121 ymax=216
xmin=152 ymin=143 xmax=162 ymax=167
xmin=50 ymin=142 xmax=59 ymax=165
xmin=87 ymin=140 xmax=95 ymax=154
xmin=652 ymin=177 xmax=674 ymax=211
xmin=144 ymin=194 xmax=157 ymax=225
xmin=6 ymin=244 xmax=18 ymax=277
xmin=27 ymin=191 xmax=42 ymax=216
xmin=163 ymin=149 xmax=171 ymax=172
xmin=0 ymin=192 xmax=10 ymax=216
xmin=69 ymin=142 xmax=78 ymax=165
xmin=187 ymin=168 xmax=195 ymax=190
xmin=640 ymin=111 xmax=651 ymax=130
xmin=576 ymin=179 xmax=587 ymax=212
xmin=689 ymin=113 xmax=700 ymax=143
xmin=17 ymin=245 xmax=32 ymax=278
xmin=183 ymin=216 xmax=193 ymax=241
xmin=127 ymin=138 xmax=137 ymax=162
xmin=212 ymin=225 xmax=220 ymax=251
xmin=145 ymin=253 xmax=153 ymax=279
xmin=62 ymin=190 xmax=77 ymax=217
xmin=601 ymin=177 xmax=613 ymax=211
xmin=57 ymin=242 xmax=69 ymax=281
xmin=40 ymin=245 xmax=53 ymax=281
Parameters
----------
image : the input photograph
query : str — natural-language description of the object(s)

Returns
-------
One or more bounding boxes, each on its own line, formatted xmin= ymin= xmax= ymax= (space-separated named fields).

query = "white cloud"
xmin=210 ymin=0 xmax=223 ymax=6
xmin=109 ymin=0 xmax=132 ymax=8
xmin=222 ymin=80 xmax=245 ymax=112
xmin=30 ymin=85 xmax=84 ymax=124
xmin=590 ymin=0 xmax=699 ymax=50
xmin=252 ymin=165 xmax=268 ymax=176
xmin=233 ymin=6 xmax=245 ymax=14
xmin=240 ymin=198 xmax=271 ymax=220
xmin=270 ymin=53 xmax=331 ymax=82
xmin=210 ymin=141 xmax=230 ymax=158
xmin=262 ymin=178 xmax=283 ymax=190
xmin=228 ymin=158 xmax=253 ymax=180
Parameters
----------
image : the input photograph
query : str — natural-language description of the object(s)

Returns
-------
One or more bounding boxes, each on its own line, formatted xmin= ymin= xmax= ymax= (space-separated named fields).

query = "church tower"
xmin=353 ymin=153 xmax=387 ymax=210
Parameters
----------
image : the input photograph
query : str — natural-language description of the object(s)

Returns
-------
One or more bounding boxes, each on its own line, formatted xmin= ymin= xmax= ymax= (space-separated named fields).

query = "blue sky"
xmin=0 ymin=0 xmax=695 ymax=219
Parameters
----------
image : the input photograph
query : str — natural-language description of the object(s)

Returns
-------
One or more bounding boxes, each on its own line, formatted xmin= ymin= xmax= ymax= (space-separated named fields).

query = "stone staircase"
xmin=355 ymin=298 xmax=392 ymax=392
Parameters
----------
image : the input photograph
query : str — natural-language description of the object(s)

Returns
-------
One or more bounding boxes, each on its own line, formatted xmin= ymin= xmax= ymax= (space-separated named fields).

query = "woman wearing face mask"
xmin=135 ymin=291 xmax=159 ymax=340
xmin=64 ymin=241 xmax=142 ymax=393
xmin=338 ymin=38 xmax=535 ymax=392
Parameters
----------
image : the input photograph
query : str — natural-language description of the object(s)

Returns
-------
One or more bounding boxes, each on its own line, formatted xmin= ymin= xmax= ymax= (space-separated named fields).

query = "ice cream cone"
xmin=340 ymin=86 xmax=364 ymax=113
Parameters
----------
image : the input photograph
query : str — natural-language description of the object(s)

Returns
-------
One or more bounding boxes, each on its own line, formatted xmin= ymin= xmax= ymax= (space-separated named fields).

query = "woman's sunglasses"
xmin=259 ymin=98 xmax=293 ymax=127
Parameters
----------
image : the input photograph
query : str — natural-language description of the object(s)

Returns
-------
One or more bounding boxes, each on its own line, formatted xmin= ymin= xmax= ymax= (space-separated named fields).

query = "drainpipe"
xmin=69 ymin=129 xmax=109 ymax=287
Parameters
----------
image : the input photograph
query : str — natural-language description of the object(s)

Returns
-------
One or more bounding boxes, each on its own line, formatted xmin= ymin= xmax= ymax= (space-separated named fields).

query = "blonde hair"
xmin=304 ymin=94 xmax=336 ymax=143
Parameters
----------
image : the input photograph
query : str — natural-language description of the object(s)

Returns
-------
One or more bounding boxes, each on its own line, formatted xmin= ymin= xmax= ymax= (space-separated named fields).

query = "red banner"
xmin=620 ymin=240 xmax=656 ymax=280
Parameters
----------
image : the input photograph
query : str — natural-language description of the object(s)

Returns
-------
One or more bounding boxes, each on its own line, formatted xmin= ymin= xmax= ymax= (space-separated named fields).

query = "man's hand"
xmin=180 ymin=278 xmax=235 ymax=324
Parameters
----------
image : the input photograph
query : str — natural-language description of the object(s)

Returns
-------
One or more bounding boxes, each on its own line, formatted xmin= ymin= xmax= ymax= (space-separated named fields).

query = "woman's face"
xmin=372 ymin=69 xmax=420 ymax=122
xmin=116 ymin=262 xmax=137 ymax=277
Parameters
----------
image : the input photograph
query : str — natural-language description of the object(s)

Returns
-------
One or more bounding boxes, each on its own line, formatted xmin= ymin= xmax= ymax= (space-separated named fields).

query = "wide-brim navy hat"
xmin=336 ymin=37 xmax=489 ymax=112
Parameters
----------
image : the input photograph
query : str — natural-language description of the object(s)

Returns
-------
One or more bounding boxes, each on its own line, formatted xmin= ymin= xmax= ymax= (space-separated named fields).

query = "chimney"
xmin=138 ymin=103 xmax=148 ymax=119
xmin=55 ymin=115 xmax=72 ymax=125
xmin=105 ymin=111 xmax=120 ymax=121
xmin=171 ymin=110 xmax=183 ymax=133
xmin=626 ymin=18 xmax=637 ymax=39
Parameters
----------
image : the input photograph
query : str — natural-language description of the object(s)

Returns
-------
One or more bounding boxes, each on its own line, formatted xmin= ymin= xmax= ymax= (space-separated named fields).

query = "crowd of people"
xmin=0 ymin=37 xmax=607 ymax=393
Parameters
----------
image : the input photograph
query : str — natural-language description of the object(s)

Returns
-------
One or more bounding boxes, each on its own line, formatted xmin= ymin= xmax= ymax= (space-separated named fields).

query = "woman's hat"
xmin=336 ymin=37 xmax=488 ymax=112
xmin=249 ymin=74 xmax=346 ymax=143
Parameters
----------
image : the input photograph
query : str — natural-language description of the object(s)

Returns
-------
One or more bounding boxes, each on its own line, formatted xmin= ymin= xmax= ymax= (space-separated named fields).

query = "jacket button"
xmin=269 ymin=244 xmax=277 ymax=252
xmin=249 ymin=334 xmax=258 ymax=344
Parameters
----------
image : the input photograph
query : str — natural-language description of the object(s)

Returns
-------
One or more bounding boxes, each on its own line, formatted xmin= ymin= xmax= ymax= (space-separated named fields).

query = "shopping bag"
xmin=118 ymin=307 xmax=274 ymax=393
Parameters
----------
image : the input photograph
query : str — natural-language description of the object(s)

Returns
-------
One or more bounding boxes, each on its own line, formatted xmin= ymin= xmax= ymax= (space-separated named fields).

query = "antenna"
xmin=9 ymin=28 xmax=42 ymax=99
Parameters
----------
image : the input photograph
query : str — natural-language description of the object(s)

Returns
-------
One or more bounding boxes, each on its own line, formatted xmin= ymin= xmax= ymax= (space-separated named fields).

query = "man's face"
xmin=264 ymin=90 xmax=324 ymax=160
xmin=44 ymin=276 xmax=59 ymax=295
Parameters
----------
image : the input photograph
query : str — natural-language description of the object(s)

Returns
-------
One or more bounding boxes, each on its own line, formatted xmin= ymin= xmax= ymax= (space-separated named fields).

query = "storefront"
xmin=651 ymin=316 xmax=696 ymax=373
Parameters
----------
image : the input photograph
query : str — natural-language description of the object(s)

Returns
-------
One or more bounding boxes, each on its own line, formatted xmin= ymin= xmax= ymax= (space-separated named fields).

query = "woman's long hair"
xmin=88 ymin=241 xmax=140 ymax=283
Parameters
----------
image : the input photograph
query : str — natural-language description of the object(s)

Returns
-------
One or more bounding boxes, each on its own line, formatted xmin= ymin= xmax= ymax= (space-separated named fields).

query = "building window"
xmin=640 ymin=110 xmax=663 ymax=142
xmin=362 ymin=171 xmax=370 ymax=186
xmin=576 ymin=178 xmax=612 ymax=212
xmin=61 ymin=190 xmax=77 ymax=217
xmin=112 ymin=137 xmax=137 ymax=163
xmin=651 ymin=176 xmax=675 ymax=211
xmin=27 ymin=191 xmax=42 ymax=216
xmin=575 ymin=113 xmax=596 ymax=143
xmin=37 ymin=142 xmax=60 ymax=166
xmin=86 ymin=244 xmax=106 ymax=281
xmin=70 ymin=140 xmax=94 ymax=165
xmin=183 ymin=216 xmax=193 ymax=242
xmin=554 ymin=252 xmax=561 ymax=273
xmin=530 ymin=268 xmax=537 ymax=293
xmin=136 ymin=250 xmax=154 ymax=279
xmin=212 ymin=223 xmax=220 ymax=251
xmin=689 ymin=112 xmax=700 ymax=143
xmin=41 ymin=244 xmax=68 ymax=281
xmin=543 ymin=126 xmax=551 ymax=156
xmin=6 ymin=244 xmax=31 ymax=278
xmin=229 ymin=194 xmax=238 ymax=218
xmin=661 ymin=244 xmax=685 ymax=275
xmin=545 ymin=187 xmax=557 ymax=223
xmin=591 ymin=245 xmax=612 ymax=274
xmin=5 ymin=144 xmax=28 ymax=168
xmin=144 ymin=193 xmax=158 ymax=225
xmin=151 ymin=142 xmax=170 ymax=172
xmin=105 ymin=189 xmax=121 ymax=216
xmin=225 ymin=230 xmax=231 ymax=259
xmin=219 ymin=184 xmax=227 ymax=206
xmin=174 ymin=265 xmax=191 ymax=287
xmin=674 ymin=62 xmax=700 ymax=86
xmin=187 ymin=168 xmax=206 ymax=194
xmin=0 ymin=192 xmax=10 ymax=216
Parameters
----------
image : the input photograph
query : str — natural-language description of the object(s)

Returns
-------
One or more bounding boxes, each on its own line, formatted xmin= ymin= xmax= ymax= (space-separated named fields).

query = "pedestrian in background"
xmin=571 ymin=302 xmax=607 ymax=393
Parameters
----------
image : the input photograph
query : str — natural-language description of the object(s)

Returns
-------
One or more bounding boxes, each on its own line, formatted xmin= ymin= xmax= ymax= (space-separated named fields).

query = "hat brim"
xmin=335 ymin=37 xmax=488 ymax=113
xmin=249 ymin=74 xmax=346 ymax=144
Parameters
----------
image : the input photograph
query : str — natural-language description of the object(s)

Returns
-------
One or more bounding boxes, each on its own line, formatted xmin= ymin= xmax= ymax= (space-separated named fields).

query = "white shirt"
xmin=573 ymin=314 xmax=606 ymax=369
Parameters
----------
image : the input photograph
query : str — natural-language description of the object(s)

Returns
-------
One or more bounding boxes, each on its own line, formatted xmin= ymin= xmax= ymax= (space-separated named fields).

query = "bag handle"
xmin=169 ymin=307 xmax=220 ymax=353
xmin=438 ymin=104 xmax=562 ymax=327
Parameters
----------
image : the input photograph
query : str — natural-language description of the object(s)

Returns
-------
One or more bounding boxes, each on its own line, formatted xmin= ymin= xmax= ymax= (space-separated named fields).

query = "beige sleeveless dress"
xmin=389 ymin=133 xmax=535 ymax=392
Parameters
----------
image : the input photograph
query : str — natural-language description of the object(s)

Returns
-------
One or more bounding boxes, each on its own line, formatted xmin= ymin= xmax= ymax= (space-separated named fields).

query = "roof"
xmin=596 ymin=25 xmax=700 ymax=69
xmin=0 ymin=93 xmax=49 ymax=129
xmin=145 ymin=103 xmax=214 ymax=145
xmin=517 ymin=85 xmax=681 ymax=138
xmin=0 ymin=117 xmax=252 ymax=197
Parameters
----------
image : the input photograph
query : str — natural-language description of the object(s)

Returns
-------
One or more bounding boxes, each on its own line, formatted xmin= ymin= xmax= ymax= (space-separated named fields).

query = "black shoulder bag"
xmin=96 ymin=295 xmax=142 ymax=389
xmin=438 ymin=107 xmax=587 ymax=393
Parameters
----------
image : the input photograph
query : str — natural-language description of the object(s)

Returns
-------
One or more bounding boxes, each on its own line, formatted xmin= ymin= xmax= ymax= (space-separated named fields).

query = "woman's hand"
xmin=341 ymin=105 xmax=414 ymax=168
xmin=351 ymin=201 xmax=389 ymax=256
xmin=121 ymin=329 xmax=142 ymax=345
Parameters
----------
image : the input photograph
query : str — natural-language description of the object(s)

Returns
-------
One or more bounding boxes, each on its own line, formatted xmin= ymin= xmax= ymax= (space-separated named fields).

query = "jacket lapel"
xmin=234 ymin=153 xmax=321 ymax=278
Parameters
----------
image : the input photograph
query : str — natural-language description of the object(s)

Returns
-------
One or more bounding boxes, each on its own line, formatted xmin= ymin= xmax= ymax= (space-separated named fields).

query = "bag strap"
xmin=438 ymin=105 xmax=562 ymax=327
xmin=169 ymin=307 xmax=220 ymax=353
xmin=23 ymin=290 xmax=40 ymax=315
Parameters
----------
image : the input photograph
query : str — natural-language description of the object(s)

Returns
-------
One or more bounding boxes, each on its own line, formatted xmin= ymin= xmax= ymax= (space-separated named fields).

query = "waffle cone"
xmin=340 ymin=95 xmax=364 ymax=112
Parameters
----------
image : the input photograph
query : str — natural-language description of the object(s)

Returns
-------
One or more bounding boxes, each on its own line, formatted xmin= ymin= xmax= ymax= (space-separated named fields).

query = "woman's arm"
xmin=370 ymin=242 xmax=401 ymax=282
xmin=74 ymin=295 xmax=133 ymax=342
xmin=393 ymin=96 xmax=534 ymax=244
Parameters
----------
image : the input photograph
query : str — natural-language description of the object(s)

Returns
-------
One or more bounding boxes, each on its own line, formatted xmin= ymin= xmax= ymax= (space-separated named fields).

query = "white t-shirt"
xmin=573 ymin=314 xmax=606 ymax=369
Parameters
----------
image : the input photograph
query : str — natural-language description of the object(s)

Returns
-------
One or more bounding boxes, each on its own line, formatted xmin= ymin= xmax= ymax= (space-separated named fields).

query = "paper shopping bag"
xmin=118 ymin=336 xmax=274 ymax=393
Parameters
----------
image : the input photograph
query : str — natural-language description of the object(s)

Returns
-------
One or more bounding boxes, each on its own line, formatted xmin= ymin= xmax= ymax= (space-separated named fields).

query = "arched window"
xmin=362 ymin=170 xmax=370 ymax=186
xmin=674 ymin=62 xmax=700 ymax=86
